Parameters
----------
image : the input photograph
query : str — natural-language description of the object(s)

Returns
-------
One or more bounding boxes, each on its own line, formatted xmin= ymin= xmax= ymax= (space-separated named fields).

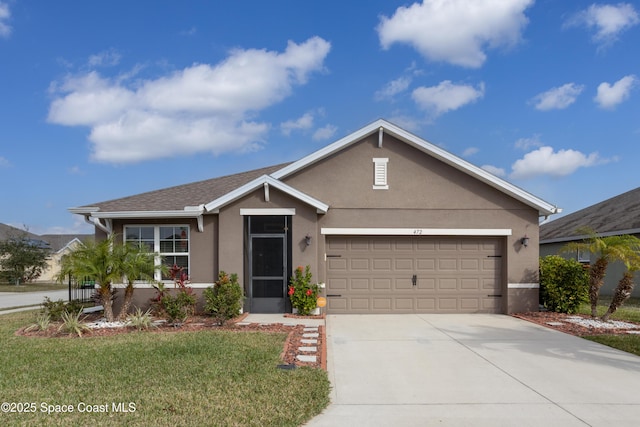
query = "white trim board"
xmin=240 ymin=208 xmax=296 ymax=216
xmin=508 ymin=283 xmax=539 ymax=289
xmin=321 ymin=228 xmax=512 ymax=236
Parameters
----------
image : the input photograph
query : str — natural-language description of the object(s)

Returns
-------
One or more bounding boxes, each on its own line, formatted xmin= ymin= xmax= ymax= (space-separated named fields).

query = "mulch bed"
xmin=513 ymin=311 xmax=640 ymax=336
xmin=15 ymin=312 xmax=325 ymax=370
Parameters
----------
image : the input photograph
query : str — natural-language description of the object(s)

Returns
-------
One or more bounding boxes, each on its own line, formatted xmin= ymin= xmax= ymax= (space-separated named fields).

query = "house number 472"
xmin=413 ymin=229 xmax=423 ymax=235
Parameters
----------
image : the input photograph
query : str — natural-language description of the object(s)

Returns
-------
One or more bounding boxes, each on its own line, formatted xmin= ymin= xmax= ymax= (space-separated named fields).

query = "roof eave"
xmin=272 ymin=119 xmax=560 ymax=216
xmin=204 ymin=175 xmax=329 ymax=214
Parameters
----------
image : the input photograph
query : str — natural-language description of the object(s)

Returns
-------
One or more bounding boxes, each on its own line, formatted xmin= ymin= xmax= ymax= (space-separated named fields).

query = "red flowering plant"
xmin=288 ymin=265 xmax=319 ymax=315
xmin=151 ymin=264 xmax=196 ymax=324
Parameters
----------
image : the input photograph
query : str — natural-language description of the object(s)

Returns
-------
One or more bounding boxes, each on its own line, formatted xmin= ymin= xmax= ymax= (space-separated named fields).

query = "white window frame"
xmin=577 ymin=249 xmax=590 ymax=263
xmin=373 ymin=158 xmax=389 ymax=190
xmin=124 ymin=225 xmax=190 ymax=282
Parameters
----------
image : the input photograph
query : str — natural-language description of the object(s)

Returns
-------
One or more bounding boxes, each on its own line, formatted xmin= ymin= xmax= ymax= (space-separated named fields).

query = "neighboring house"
xmin=540 ymin=186 xmax=640 ymax=297
xmin=69 ymin=119 xmax=559 ymax=314
xmin=37 ymin=234 xmax=94 ymax=282
xmin=0 ymin=223 xmax=93 ymax=283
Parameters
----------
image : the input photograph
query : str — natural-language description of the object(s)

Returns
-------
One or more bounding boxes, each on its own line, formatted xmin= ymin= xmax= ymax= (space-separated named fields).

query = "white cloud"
xmin=481 ymin=164 xmax=506 ymax=177
xmin=412 ymin=80 xmax=485 ymax=115
xmin=377 ymin=0 xmax=534 ymax=68
xmin=281 ymin=112 xmax=315 ymax=136
xmin=313 ymin=124 xmax=337 ymax=141
xmin=530 ymin=83 xmax=584 ymax=111
xmin=88 ymin=48 xmax=122 ymax=67
xmin=509 ymin=146 xmax=600 ymax=179
xmin=514 ymin=134 xmax=543 ymax=150
xmin=47 ymin=37 xmax=331 ymax=163
xmin=594 ymin=75 xmax=637 ymax=108
xmin=0 ymin=156 xmax=10 ymax=167
xmin=0 ymin=2 xmax=11 ymax=38
xmin=566 ymin=3 xmax=639 ymax=46
xmin=180 ymin=27 xmax=197 ymax=36
xmin=68 ymin=166 xmax=84 ymax=175
xmin=462 ymin=147 xmax=479 ymax=157
xmin=40 ymin=215 xmax=94 ymax=235
xmin=375 ymin=76 xmax=412 ymax=101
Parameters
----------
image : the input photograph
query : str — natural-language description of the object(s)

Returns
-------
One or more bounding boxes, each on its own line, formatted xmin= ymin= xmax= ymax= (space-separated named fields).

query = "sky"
xmin=1 ymin=0 xmax=639 ymax=235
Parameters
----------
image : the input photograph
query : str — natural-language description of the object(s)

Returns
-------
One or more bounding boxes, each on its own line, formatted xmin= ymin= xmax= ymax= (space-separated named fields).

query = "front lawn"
xmin=0 ymin=282 xmax=68 ymax=292
xmin=584 ymin=334 xmax=640 ymax=357
xmin=578 ymin=297 xmax=640 ymax=357
xmin=0 ymin=310 xmax=330 ymax=426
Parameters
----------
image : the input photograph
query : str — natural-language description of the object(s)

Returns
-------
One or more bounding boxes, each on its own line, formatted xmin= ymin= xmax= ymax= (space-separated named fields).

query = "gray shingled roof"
xmin=0 ymin=223 xmax=40 ymax=241
xmin=39 ymin=234 xmax=94 ymax=252
xmin=84 ymin=163 xmax=291 ymax=212
xmin=540 ymin=186 xmax=640 ymax=242
xmin=0 ymin=224 xmax=92 ymax=252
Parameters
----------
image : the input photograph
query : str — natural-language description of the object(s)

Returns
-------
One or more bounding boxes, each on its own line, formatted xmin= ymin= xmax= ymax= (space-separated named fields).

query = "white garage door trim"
xmin=321 ymin=227 xmax=512 ymax=236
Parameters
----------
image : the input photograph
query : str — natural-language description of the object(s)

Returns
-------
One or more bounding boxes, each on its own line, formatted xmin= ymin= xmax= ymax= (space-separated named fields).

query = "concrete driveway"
xmin=307 ymin=314 xmax=640 ymax=427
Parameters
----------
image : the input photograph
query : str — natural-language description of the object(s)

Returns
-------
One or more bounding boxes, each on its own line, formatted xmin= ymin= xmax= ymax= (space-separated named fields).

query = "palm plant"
xmin=58 ymin=235 xmax=161 ymax=322
xmin=58 ymin=234 xmax=122 ymax=322
xmin=562 ymin=228 xmax=640 ymax=317
xmin=602 ymin=252 xmax=640 ymax=321
xmin=115 ymin=242 xmax=157 ymax=321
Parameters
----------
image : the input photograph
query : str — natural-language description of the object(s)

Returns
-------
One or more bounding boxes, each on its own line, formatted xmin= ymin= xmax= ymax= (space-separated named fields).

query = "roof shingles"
xmin=540 ymin=187 xmax=640 ymax=241
xmin=86 ymin=163 xmax=291 ymax=212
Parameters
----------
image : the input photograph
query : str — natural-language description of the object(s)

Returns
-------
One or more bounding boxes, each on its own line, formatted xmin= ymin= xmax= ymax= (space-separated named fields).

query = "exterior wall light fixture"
xmin=305 ymin=234 xmax=312 ymax=247
xmin=521 ymin=235 xmax=530 ymax=247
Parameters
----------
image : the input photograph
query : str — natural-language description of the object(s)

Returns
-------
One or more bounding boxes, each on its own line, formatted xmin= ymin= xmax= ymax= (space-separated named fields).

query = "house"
xmin=540 ymin=186 xmax=640 ymax=297
xmin=70 ymin=119 xmax=559 ymax=314
xmin=37 ymin=234 xmax=94 ymax=282
xmin=0 ymin=223 xmax=93 ymax=284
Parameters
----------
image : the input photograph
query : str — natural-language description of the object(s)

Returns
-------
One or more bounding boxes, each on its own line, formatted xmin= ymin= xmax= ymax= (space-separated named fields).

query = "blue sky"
xmin=1 ymin=0 xmax=639 ymax=235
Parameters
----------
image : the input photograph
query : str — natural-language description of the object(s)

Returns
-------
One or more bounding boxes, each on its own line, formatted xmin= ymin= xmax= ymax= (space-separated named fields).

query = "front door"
xmin=248 ymin=216 xmax=289 ymax=313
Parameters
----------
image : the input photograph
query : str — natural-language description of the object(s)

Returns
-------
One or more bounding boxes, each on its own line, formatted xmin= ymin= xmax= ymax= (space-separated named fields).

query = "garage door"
xmin=325 ymin=236 xmax=503 ymax=314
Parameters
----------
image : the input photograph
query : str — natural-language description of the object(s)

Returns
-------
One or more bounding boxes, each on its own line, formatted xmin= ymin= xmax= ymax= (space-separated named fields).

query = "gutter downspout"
xmin=84 ymin=215 xmax=112 ymax=235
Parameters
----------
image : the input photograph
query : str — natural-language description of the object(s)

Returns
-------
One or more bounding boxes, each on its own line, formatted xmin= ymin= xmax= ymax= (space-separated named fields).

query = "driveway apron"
xmin=306 ymin=314 xmax=640 ymax=427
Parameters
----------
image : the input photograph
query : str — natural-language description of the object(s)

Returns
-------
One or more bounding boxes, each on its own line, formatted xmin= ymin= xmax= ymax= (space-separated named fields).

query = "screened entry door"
xmin=249 ymin=216 xmax=289 ymax=313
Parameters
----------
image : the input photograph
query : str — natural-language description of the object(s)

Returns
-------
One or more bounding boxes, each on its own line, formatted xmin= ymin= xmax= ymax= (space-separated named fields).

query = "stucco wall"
xmin=283 ymin=133 xmax=542 ymax=313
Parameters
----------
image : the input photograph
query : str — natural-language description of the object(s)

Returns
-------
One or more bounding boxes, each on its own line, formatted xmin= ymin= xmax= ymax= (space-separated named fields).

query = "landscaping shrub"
xmin=539 ymin=255 xmax=589 ymax=314
xmin=161 ymin=289 xmax=196 ymax=324
xmin=151 ymin=264 xmax=196 ymax=324
xmin=41 ymin=297 xmax=83 ymax=321
xmin=288 ymin=265 xmax=319 ymax=315
xmin=204 ymin=271 xmax=243 ymax=325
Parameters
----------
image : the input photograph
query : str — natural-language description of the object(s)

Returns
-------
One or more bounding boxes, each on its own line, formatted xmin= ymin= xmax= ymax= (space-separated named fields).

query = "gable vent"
xmin=373 ymin=158 xmax=389 ymax=190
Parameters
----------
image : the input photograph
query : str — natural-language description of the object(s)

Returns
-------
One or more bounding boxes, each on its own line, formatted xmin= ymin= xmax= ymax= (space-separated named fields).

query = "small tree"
xmin=115 ymin=242 xmax=158 ymax=321
xmin=58 ymin=235 xmax=122 ymax=322
xmin=0 ymin=231 xmax=50 ymax=286
xmin=204 ymin=271 xmax=243 ymax=325
xmin=602 ymin=253 xmax=640 ymax=321
xmin=562 ymin=228 xmax=640 ymax=317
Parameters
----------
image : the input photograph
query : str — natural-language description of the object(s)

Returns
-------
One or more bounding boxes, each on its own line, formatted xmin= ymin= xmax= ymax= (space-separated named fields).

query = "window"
xmin=373 ymin=158 xmax=389 ymax=189
xmin=577 ymin=249 xmax=590 ymax=263
xmin=124 ymin=225 xmax=189 ymax=280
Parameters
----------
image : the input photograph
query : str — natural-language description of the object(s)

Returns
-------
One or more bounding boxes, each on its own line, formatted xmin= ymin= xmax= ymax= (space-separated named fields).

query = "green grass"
xmin=584 ymin=335 xmax=640 ymax=357
xmin=577 ymin=297 xmax=640 ymax=357
xmin=576 ymin=296 xmax=640 ymax=323
xmin=0 ymin=310 xmax=330 ymax=426
xmin=0 ymin=282 xmax=68 ymax=292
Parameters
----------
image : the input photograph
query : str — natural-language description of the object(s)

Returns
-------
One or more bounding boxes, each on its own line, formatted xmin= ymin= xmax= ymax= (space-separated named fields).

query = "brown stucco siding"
xmin=283 ymin=134 xmax=524 ymax=211
xmin=281 ymin=133 xmax=542 ymax=312
xmin=217 ymin=187 xmax=322 ymax=294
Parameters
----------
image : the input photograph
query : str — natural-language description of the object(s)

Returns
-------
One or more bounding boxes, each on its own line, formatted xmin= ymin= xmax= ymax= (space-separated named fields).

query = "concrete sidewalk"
xmin=307 ymin=314 xmax=640 ymax=427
